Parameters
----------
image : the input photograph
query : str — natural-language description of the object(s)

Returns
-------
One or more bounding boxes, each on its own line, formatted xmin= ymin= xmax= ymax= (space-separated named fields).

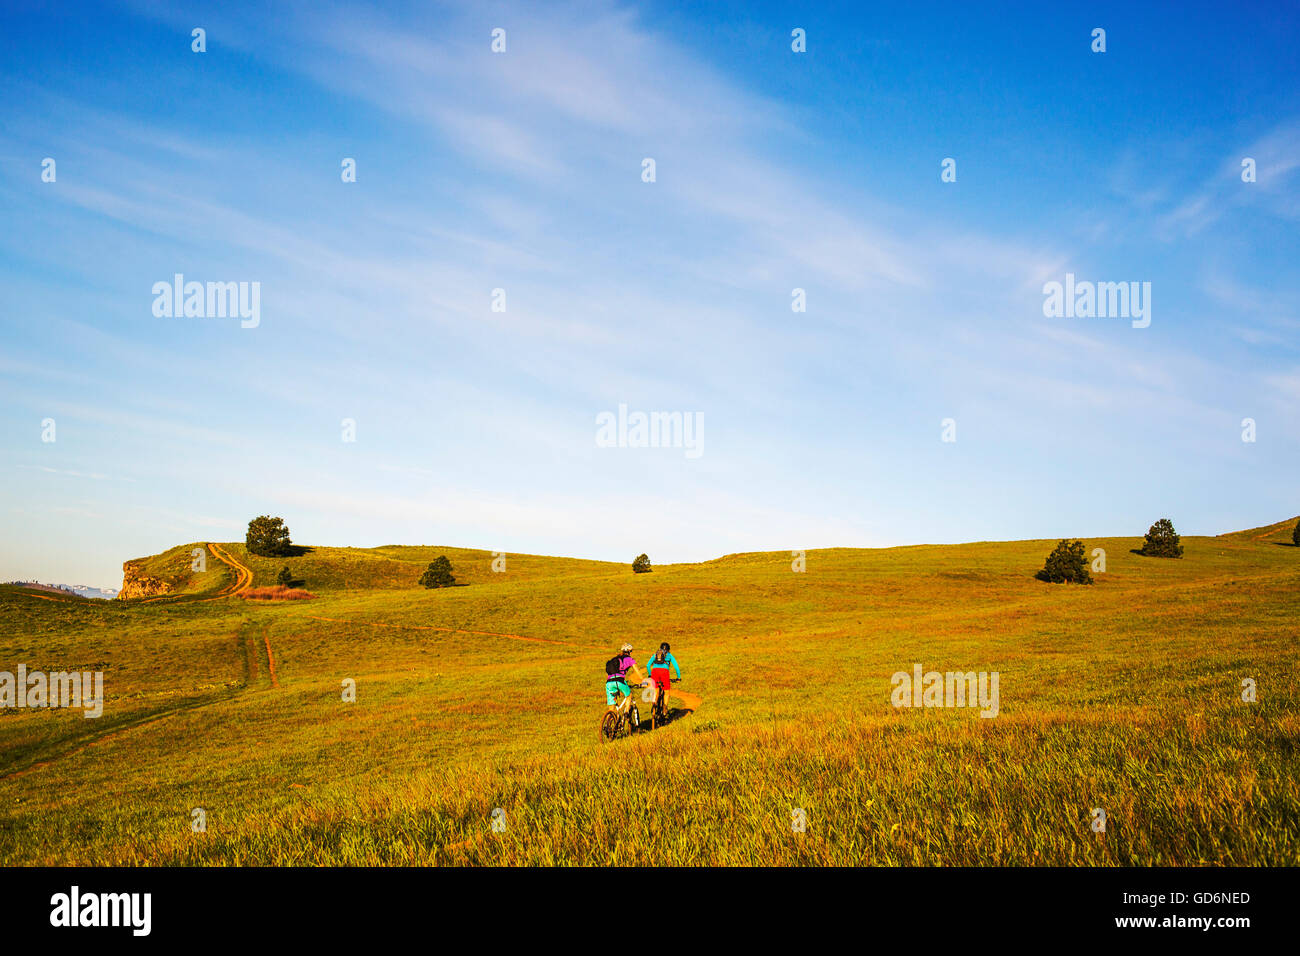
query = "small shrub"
xmin=1292 ymin=518 xmax=1299 ymax=546
xmin=419 ymin=556 xmax=456 ymax=589
xmin=1140 ymin=518 xmax=1184 ymax=558
xmin=1035 ymin=539 xmax=1094 ymax=584
xmin=276 ymin=566 xmax=293 ymax=587
xmin=632 ymin=553 xmax=652 ymax=574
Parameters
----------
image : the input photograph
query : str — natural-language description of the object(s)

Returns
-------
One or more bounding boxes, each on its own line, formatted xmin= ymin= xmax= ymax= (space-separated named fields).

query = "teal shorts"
xmin=605 ymin=679 xmax=630 ymax=705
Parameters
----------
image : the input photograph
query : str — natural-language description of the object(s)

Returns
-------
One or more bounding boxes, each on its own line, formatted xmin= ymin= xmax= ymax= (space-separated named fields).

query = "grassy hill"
xmin=118 ymin=542 xmax=212 ymax=598
xmin=1 ymin=523 xmax=1297 ymax=865
xmin=232 ymin=543 xmax=621 ymax=592
xmin=123 ymin=542 xmax=623 ymax=597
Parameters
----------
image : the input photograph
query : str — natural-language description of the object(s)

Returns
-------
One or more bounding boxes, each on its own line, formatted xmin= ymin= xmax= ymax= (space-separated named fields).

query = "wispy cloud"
xmin=4 ymin=0 xmax=1298 ymax=585
xmin=19 ymin=465 xmax=136 ymax=482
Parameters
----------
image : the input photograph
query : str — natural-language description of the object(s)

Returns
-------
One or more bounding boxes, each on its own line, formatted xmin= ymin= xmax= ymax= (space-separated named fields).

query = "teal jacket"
xmin=647 ymin=651 xmax=681 ymax=679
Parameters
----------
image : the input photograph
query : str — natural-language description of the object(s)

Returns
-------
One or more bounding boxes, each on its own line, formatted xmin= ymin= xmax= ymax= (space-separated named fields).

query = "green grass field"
xmin=1 ymin=520 xmax=1297 ymax=865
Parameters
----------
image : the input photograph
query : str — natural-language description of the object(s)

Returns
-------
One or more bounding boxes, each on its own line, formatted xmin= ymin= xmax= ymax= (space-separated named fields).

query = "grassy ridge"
xmin=1 ymin=522 xmax=1297 ymax=865
xmin=223 ymin=542 xmax=621 ymax=591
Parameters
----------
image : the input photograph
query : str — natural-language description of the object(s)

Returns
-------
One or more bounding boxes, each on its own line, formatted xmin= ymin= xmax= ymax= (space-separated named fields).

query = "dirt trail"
xmin=205 ymin=543 xmax=254 ymax=599
xmin=135 ymin=541 xmax=253 ymax=604
xmin=263 ymin=633 xmax=280 ymax=688
xmin=670 ymin=688 xmax=703 ymax=711
xmin=13 ymin=590 xmax=71 ymax=603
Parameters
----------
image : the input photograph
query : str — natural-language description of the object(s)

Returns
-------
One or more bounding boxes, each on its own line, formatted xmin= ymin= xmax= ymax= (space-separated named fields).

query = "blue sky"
xmin=2 ymin=0 xmax=1298 ymax=589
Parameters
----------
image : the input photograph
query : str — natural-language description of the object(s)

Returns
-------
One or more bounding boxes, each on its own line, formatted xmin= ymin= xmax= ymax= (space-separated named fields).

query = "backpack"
xmin=605 ymin=656 xmax=623 ymax=676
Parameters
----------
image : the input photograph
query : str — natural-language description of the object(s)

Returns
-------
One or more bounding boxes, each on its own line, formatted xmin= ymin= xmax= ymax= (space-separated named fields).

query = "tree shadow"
xmin=283 ymin=545 xmax=314 ymax=557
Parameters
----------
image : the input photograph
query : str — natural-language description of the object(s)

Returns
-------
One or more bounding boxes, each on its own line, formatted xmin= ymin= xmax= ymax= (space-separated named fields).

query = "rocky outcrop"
xmin=117 ymin=563 xmax=172 ymax=600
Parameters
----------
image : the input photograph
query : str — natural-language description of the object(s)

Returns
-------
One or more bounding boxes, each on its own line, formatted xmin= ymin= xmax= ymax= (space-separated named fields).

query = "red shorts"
xmin=651 ymin=668 xmax=672 ymax=692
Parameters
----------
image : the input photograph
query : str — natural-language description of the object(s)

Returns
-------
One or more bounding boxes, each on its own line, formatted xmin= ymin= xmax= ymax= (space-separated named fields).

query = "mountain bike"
xmin=599 ymin=682 xmax=644 ymax=743
xmin=649 ymin=676 xmax=679 ymax=730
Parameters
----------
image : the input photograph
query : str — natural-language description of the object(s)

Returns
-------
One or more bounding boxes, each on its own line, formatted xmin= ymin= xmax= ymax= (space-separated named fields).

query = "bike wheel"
xmin=600 ymin=711 xmax=618 ymax=744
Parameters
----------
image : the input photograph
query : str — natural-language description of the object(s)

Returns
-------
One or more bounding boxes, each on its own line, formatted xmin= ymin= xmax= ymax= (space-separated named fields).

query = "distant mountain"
xmin=6 ymin=580 xmax=118 ymax=600
xmin=66 ymin=584 xmax=119 ymax=600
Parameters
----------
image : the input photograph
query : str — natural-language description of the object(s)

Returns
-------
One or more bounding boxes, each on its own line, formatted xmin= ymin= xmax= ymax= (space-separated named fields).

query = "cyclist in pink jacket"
xmin=605 ymin=642 xmax=645 ymax=707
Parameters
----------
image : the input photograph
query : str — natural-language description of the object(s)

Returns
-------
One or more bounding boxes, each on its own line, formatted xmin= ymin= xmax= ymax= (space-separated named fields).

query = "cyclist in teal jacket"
xmin=647 ymin=642 xmax=681 ymax=714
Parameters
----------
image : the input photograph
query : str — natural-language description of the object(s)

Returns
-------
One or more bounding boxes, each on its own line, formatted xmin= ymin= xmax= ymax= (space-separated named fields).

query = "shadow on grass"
xmin=646 ymin=702 xmax=694 ymax=729
xmin=0 ymin=689 xmax=241 ymax=781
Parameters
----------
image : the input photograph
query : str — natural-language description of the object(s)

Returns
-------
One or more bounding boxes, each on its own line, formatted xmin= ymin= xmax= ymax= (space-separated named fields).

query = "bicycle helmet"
xmin=620 ymin=642 xmax=633 ymax=653
xmin=660 ymin=642 xmax=670 ymax=653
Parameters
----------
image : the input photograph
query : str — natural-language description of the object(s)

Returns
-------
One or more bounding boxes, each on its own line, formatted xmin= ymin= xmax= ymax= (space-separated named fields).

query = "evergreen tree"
xmin=419 ymin=555 xmax=456 ymax=588
xmin=1035 ymin=539 xmax=1094 ymax=584
xmin=1140 ymin=518 xmax=1184 ymax=558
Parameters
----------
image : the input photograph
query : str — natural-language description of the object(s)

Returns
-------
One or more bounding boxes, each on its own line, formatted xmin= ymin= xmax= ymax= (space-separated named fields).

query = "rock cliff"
xmin=117 ymin=562 xmax=172 ymax=599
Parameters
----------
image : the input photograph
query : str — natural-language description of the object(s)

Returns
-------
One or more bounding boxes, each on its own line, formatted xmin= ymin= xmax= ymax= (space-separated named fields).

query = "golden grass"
xmin=1 ymin=519 xmax=1297 ymax=865
xmin=241 ymin=586 xmax=316 ymax=601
